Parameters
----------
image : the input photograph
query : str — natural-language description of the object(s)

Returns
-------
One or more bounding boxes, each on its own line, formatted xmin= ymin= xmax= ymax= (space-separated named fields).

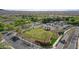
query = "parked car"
xmin=11 ymin=36 xmax=20 ymax=42
xmin=6 ymin=32 xmax=12 ymax=36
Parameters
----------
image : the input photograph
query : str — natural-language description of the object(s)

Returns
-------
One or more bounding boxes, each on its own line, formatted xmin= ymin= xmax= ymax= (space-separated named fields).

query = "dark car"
xmin=60 ymin=40 xmax=67 ymax=44
xmin=11 ymin=36 xmax=20 ymax=42
xmin=6 ymin=33 xmax=12 ymax=36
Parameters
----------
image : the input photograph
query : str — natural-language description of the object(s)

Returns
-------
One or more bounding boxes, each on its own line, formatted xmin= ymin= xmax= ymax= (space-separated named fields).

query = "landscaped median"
xmin=53 ymin=35 xmax=63 ymax=48
xmin=21 ymin=28 xmax=58 ymax=48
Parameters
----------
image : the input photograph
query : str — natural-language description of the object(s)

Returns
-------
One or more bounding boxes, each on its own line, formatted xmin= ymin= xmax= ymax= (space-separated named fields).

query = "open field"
xmin=23 ymin=28 xmax=58 ymax=43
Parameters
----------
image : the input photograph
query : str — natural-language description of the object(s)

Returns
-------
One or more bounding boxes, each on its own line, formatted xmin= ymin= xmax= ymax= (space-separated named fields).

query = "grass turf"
xmin=23 ymin=28 xmax=58 ymax=43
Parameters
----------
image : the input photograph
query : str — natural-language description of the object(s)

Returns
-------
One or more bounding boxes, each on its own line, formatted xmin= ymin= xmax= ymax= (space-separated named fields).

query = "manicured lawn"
xmin=23 ymin=28 xmax=58 ymax=43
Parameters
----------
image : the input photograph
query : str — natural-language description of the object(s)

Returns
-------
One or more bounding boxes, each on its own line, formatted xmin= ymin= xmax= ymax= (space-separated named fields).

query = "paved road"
xmin=66 ymin=28 xmax=79 ymax=49
xmin=56 ymin=27 xmax=75 ymax=49
xmin=56 ymin=33 xmax=70 ymax=49
xmin=56 ymin=27 xmax=79 ymax=49
xmin=76 ymin=27 xmax=79 ymax=49
xmin=3 ymin=32 xmax=42 ymax=49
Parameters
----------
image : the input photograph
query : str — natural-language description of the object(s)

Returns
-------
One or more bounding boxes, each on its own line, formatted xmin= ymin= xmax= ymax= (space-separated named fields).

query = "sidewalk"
xmin=53 ymin=35 xmax=63 ymax=48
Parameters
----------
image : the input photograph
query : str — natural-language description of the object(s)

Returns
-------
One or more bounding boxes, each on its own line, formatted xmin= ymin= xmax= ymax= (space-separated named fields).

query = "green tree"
xmin=0 ymin=33 xmax=3 ymax=42
xmin=0 ymin=22 xmax=5 ymax=31
xmin=5 ymin=24 xmax=15 ymax=31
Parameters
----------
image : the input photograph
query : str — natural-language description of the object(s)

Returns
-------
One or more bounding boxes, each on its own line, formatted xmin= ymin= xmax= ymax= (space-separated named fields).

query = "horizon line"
xmin=1 ymin=9 xmax=79 ymax=11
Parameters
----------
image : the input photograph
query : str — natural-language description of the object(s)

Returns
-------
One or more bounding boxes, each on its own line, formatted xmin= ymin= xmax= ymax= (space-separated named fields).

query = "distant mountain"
xmin=0 ymin=9 xmax=79 ymax=16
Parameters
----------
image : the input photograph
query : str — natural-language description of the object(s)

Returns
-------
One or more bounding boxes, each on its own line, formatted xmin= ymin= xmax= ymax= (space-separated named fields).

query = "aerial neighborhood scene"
xmin=0 ymin=9 xmax=79 ymax=49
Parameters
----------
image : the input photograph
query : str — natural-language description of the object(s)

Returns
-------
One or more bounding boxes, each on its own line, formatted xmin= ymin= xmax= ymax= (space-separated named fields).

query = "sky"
xmin=0 ymin=0 xmax=79 ymax=11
